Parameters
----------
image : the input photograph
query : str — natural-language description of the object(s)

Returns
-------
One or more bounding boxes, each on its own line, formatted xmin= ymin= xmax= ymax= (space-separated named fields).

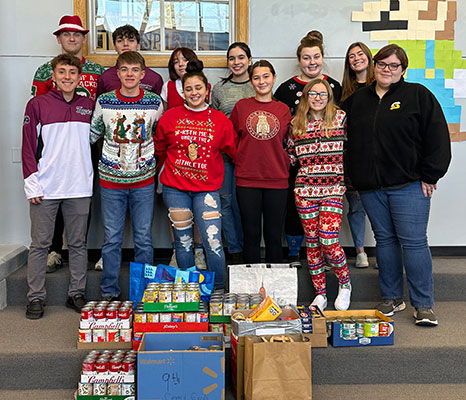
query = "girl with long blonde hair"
xmin=288 ymin=78 xmax=351 ymax=311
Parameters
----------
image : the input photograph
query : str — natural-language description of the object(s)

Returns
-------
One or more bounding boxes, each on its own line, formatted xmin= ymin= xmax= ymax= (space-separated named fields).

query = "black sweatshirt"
xmin=343 ymin=78 xmax=451 ymax=191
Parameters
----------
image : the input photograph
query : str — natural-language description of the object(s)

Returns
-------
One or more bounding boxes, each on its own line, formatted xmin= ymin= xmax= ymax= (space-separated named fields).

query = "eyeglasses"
xmin=308 ymin=91 xmax=329 ymax=99
xmin=375 ymin=61 xmax=402 ymax=71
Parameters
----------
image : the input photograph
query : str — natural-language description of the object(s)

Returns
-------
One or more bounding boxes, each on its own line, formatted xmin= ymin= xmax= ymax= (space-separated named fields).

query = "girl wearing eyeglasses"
xmin=287 ymin=79 xmax=351 ymax=311
xmin=275 ymin=30 xmax=342 ymax=267
xmin=341 ymin=42 xmax=376 ymax=269
xmin=344 ymin=44 xmax=451 ymax=326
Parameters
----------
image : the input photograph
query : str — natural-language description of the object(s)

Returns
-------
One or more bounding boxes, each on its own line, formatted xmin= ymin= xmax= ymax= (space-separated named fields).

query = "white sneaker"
xmin=194 ymin=249 xmax=207 ymax=270
xmin=311 ymin=294 xmax=328 ymax=311
xmin=94 ymin=257 xmax=103 ymax=271
xmin=355 ymin=252 xmax=369 ymax=268
xmin=334 ymin=284 xmax=352 ymax=311
xmin=169 ymin=251 xmax=178 ymax=268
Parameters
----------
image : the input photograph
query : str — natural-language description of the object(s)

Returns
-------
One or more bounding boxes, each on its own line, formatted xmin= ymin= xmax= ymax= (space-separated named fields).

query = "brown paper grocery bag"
xmin=244 ymin=334 xmax=312 ymax=400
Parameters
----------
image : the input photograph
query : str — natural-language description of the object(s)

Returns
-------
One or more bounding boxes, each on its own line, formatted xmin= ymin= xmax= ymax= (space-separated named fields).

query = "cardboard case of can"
xmin=137 ymin=332 xmax=225 ymax=400
xmin=324 ymin=310 xmax=394 ymax=347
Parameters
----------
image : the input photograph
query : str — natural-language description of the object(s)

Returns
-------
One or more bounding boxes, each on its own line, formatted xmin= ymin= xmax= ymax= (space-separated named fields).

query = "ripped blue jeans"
xmin=162 ymin=185 xmax=225 ymax=289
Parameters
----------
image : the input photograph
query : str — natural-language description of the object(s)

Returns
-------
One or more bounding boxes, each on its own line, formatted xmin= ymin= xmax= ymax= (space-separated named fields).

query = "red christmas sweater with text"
xmin=155 ymin=105 xmax=237 ymax=192
xmin=230 ymin=97 xmax=292 ymax=189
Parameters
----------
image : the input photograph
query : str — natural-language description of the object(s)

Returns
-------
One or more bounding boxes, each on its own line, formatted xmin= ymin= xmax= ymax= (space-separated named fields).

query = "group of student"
xmin=22 ymin=15 xmax=451 ymax=328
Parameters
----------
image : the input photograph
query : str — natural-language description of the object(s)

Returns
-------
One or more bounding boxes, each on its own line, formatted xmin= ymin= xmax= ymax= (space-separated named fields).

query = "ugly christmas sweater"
xmin=31 ymin=57 xmax=104 ymax=100
xmin=90 ymin=88 xmax=163 ymax=189
xmin=287 ymin=109 xmax=347 ymax=200
xmin=154 ymin=104 xmax=237 ymax=192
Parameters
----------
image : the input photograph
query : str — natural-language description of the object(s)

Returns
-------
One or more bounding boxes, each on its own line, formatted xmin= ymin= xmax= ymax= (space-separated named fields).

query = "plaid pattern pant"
xmin=295 ymin=195 xmax=350 ymax=295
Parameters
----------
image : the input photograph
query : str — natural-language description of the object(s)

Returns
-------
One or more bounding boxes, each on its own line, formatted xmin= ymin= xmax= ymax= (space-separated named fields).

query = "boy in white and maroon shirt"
xmin=22 ymin=54 xmax=94 ymax=319
xmin=96 ymin=24 xmax=163 ymax=97
xmin=31 ymin=15 xmax=104 ymax=274
xmin=90 ymin=51 xmax=163 ymax=301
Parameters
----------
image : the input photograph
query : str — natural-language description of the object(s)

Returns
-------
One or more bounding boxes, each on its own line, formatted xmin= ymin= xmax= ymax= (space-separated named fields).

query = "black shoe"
xmin=414 ymin=308 xmax=438 ymax=326
xmin=376 ymin=298 xmax=406 ymax=317
xmin=26 ymin=299 xmax=45 ymax=319
xmin=230 ymin=252 xmax=244 ymax=265
xmin=66 ymin=294 xmax=86 ymax=313
xmin=101 ymin=294 xmax=121 ymax=302
xmin=288 ymin=255 xmax=302 ymax=269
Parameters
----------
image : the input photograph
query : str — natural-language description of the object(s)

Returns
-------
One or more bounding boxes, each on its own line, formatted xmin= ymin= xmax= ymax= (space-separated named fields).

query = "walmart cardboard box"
xmin=137 ymin=332 xmax=224 ymax=400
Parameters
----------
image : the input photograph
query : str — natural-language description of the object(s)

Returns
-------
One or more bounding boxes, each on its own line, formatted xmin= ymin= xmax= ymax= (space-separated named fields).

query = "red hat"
xmin=53 ymin=15 xmax=89 ymax=36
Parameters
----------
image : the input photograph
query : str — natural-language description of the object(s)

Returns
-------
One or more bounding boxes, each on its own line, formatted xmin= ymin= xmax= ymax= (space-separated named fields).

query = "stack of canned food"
xmin=142 ymin=282 xmax=200 ymax=303
xmin=326 ymin=316 xmax=392 ymax=340
xmin=78 ymin=350 xmax=136 ymax=396
xmin=78 ymin=300 xmax=133 ymax=343
xmin=209 ymin=293 xmax=263 ymax=316
xmin=133 ymin=301 xmax=209 ymax=324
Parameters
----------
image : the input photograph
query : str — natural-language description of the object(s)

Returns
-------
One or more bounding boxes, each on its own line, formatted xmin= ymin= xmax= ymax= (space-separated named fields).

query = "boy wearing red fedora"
xmin=31 ymin=15 xmax=104 ymax=100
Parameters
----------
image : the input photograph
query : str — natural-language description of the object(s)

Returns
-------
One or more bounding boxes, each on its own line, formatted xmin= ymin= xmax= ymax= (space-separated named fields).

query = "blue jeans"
xmin=359 ymin=181 xmax=433 ymax=308
xmin=100 ymin=183 xmax=155 ymax=297
xmin=219 ymin=158 xmax=243 ymax=254
xmin=345 ymin=191 xmax=367 ymax=248
xmin=163 ymin=185 xmax=226 ymax=289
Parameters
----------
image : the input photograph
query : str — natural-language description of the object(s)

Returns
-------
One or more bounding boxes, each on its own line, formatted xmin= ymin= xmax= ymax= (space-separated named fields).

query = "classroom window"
xmin=75 ymin=0 xmax=249 ymax=67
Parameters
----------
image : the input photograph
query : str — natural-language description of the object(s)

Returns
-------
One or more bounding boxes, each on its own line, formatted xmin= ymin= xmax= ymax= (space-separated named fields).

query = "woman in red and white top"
xmin=155 ymin=60 xmax=237 ymax=290
xmin=230 ymin=60 xmax=292 ymax=264
xmin=287 ymin=79 xmax=351 ymax=311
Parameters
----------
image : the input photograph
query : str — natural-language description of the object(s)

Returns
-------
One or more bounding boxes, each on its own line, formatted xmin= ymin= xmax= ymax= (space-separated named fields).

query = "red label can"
xmin=109 ymin=358 xmax=122 ymax=374
xmin=82 ymin=358 xmax=95 ymax=375
xmin=106 ymin=308 xmax=118 ymax=321
xmin=93 ymin=308 xmax=106 ymax=320
xmin=118 ymin=307 xmax=130 ymax=320
xmin=107 ymin=329 xmax=120 ymax=342
xmin=121 ymin=358 xmax=135 ymax=375
xmin=78 ymin=329 xmax=92 ymax=343
xmin=379 ymin=321 xmax=390 ymax=336
xmin=95 ymin=358 xmax=108 ymax=374
xmin=81 ymin=307 xmax=93 ymax=321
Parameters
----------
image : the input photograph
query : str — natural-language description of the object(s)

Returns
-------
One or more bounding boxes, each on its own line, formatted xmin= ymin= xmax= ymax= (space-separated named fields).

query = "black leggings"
xmin=285 ymin=163 xmax=304 ymax=236
xmin=236 ymin=186 xmax=287 ymax=264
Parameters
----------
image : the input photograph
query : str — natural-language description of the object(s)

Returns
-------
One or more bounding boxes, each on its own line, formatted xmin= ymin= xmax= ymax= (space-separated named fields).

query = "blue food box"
xmin=137 ymin=332 xmax=224 ymax=400
xmin=324 ymin=310 xmax=394 ymax=347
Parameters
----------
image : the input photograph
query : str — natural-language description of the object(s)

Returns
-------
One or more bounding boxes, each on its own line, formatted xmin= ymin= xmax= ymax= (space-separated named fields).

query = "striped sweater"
xmin=287 ymin=109 xmax=347 ymax=200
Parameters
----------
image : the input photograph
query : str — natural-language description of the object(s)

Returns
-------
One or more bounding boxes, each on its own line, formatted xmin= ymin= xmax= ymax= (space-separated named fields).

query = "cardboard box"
xmin=137 ymin=332 xmax=224 ymax=400
xmin=231 ymin=308 xmax=302 ymax=337
xmin=324 ymin=310 xmax=394 ymax=347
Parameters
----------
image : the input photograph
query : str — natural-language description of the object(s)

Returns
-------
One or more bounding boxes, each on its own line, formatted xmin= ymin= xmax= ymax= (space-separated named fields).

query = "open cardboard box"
xmin=137 ymin=332 xmax=224 ymax=400
xmin=324 ymin=309 xmax=394 ymax=347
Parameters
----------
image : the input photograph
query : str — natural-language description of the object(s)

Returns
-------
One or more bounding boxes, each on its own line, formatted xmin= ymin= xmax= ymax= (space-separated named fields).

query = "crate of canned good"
xmin=80 ymin=300 xmax=133 ymax=330
xmin=140 ymin=282 xmax=200 ymax=312
xmin=324 ymin=310 xmax=394 ymax=347
xmin=78 ymin=301 xmax=134 ymax=349
xmin=76 ymin=350 xmax=136 ymax=398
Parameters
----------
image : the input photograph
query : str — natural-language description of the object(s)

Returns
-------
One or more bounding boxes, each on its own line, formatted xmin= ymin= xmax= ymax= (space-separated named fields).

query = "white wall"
xmin=1 ymin=0 xmax=465 ymax=248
